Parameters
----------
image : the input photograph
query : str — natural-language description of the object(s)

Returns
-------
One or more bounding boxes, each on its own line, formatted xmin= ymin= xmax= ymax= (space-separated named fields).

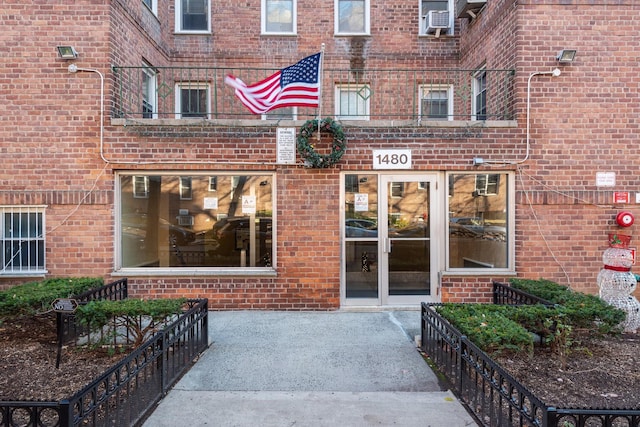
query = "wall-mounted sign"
xmin=614 ymin=192 xmax=630 ymax=204
xmin=596 ymin=172 xmax=616 ymax=187
xmin=354 ymin=193 xmax=369 ymax=212
xmin=372 ymin=149 xmax=412 ymax=169
xmin=277 ymin=127 xmax=296 ymax=164
xmin=242 ymin=195 xmax=256 ymax=214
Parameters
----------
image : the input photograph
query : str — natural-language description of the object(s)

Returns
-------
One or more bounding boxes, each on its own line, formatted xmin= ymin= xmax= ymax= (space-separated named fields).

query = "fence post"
xmin=543 ymin=407 xmax=557 ymax=427
xmin=161 ymin=331 xmax=168 ymax=394
xmin=459 ymin=335 xmax=467 ymax=397
xmin=60 ymin=400 xmax=71 ymax=427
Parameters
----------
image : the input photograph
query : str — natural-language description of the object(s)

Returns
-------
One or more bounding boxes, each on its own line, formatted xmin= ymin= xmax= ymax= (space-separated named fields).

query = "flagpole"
xmin=317 ymin=43 xmax=325 ymax=141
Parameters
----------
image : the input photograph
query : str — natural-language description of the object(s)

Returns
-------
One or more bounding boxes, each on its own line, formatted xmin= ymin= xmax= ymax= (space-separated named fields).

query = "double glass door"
xmin=343 ymin=174 xmax=438 ymax=306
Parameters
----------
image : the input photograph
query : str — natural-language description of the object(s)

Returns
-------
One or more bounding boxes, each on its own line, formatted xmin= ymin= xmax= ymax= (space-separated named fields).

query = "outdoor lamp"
xmin=556 ymin=49 xmax=577 ymax=63
xmin=57 ymin=46 xmax=78 ymax=59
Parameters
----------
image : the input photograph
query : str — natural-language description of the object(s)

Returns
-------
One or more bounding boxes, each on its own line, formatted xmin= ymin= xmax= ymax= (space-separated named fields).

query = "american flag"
xmin=225 ymin=53 xmax=321 ymax=115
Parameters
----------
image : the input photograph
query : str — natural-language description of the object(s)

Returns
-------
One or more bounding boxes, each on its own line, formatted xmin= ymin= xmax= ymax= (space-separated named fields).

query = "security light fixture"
xmin=556 ymin=49 xmax=577 ymax=64
xmin=57 ymin=46 xmax=78 ymax=59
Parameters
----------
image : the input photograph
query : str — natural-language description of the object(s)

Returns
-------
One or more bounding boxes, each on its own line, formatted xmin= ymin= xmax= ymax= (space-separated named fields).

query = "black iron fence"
xmin=492 ymin=281 xmax=554 ymax=306
xmin=57 ymin=278 xmax=129 ymax=348
xmin=1 ymin=298 xmax=209 ymax=427
xmin=421 ymin=300 xmax=640 ymax=427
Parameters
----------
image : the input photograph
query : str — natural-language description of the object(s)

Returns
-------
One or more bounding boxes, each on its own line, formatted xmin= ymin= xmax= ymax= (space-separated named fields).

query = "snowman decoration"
xmin=597 ymin=233 xmax=640 ymax=332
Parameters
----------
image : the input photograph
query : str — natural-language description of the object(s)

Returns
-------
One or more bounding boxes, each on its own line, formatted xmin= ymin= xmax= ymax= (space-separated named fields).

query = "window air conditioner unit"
xmin=425 ymin=10 xmax=450 ymax=35
xmin=456 ymin=0 xmax=486 ymax=19
xmin=177 ymin=215 xmax=194 ymax=226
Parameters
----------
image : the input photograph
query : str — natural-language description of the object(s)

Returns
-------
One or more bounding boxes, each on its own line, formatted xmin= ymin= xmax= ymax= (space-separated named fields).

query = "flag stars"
xmin=281 ymin=53 xmax=320 ymax=86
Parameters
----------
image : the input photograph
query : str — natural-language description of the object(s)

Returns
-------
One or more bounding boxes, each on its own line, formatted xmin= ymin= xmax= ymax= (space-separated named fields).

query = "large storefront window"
xmin=118 ymin=173 xmax=273 ymax=270
xmin=447 ymin=172 xmax=510 ymax=269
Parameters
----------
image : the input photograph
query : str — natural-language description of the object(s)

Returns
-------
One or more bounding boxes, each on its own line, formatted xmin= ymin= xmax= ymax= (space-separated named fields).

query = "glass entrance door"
xmin=343 ymin=174 xmax=438 ymax=306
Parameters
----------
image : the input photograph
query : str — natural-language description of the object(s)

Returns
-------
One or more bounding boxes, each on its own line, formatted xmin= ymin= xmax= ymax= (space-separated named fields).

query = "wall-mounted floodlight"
xmin=556 ymin=49 xmax=577 ymax=63
xmin=57 ymin=46 xmax=78 ymax=59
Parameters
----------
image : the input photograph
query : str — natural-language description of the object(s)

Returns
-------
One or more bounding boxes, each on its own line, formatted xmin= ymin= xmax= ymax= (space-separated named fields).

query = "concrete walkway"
xmin=142 ymin=310 xmax=478 ymax=427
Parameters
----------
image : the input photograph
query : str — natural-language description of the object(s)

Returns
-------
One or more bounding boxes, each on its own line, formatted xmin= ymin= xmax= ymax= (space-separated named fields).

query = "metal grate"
xmin=0 ymin=205 xmax=46 ymax=275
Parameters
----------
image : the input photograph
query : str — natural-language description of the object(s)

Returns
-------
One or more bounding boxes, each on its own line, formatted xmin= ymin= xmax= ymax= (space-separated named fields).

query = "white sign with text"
xmin=372 ymin=149 xmax=412 ymax=169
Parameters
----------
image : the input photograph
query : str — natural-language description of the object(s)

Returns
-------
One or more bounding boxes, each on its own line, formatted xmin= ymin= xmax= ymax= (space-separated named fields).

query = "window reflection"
xmin=448 ymin=173 xmax=508 ymax=269
xmin=119 ymin=174 xmax=273 ymax=269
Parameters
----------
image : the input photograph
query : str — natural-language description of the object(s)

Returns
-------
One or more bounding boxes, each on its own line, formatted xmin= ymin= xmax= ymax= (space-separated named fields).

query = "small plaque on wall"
xmin=372 ymin=149 xmax=412 ymax=169
xmin=277 ymin=127 xmax=296 ymax=164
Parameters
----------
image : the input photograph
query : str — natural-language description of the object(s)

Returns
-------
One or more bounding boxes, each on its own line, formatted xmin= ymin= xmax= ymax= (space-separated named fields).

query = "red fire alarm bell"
xmin=616 ymin=211 xmax=635 ymax=227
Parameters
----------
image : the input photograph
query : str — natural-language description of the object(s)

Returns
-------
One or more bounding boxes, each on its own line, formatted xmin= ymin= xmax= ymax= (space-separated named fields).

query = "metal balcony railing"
xmin=111 ymin=66 xmax=516 ymax=122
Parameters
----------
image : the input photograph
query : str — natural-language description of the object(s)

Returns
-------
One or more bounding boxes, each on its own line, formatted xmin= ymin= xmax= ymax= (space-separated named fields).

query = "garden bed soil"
xmin=1 ymin=314 xmax=639 ymax=410
xmin=492 ymin=331 xmax=640 ymax=410
xmin=0 ymin=314 xmax=130 ymax=401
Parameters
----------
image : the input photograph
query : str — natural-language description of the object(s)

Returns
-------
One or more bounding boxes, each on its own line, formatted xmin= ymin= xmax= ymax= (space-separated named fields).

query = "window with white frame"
xmin=419 ymin=84 xmax=453 ymax=121
xmin=118 ymin=173 xmax=274 ymax=270
xmin=143 ymin=0 xmax=157 ymax=15
xmin=142 ymin=63 xmax=157 ymax=119
xmin=335 ymin=0 xmax=369 ymax=35
xmin=390 ymin=182 xmax=404 ymax=198
xmin=0 ymin=206 xmax=46 ymax=275
xmin=475 ymin=174 xmax=500 ymax=196
xmin=262 ymin=0 xmax=296 ymax=34
xmin=473 ymin=68 xmax=487 ymax=120
xmin=420 ymin=0 xmax=452 ymax=36
xmin=335 ymin=84 xmax=370 ymax=120
xmin=262 ymin=107 xmax=296 ymax=121
xmin=176 ymin=0 xmax=210 ymax=33
xmin=133 ymin=176 xmax=149 ymax=198
xmin=175 ymin=83 xmax=210 ymax=119
xmin=180 ymin=177 xmax=193 ymax=200
xmin=447 ymin=172 xmax=511 ymax=270
xmin=209 ymin=177 xmax=217 ymax=191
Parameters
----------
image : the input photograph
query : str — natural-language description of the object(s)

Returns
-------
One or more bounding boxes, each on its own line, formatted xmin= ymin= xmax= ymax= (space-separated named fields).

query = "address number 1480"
xmin=372 ymin=149 xmax=412 ymax=169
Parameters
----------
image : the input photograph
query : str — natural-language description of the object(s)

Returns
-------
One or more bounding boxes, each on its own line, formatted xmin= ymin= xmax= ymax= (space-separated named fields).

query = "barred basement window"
xmin=0 ymin=206 xmax=46 ymax=275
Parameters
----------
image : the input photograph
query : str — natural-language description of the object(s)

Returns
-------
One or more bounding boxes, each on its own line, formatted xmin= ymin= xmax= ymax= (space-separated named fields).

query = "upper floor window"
xmin=420 ymin=0 xmax=453 ymax=36
xmin=335 ymin=84 xmax=370 ymax=120
xmin=175 ymin=82 xmax=210 ymax=119
xmin=1 ymin=206 xmax=46 ymax=276
xmin=262 ymin=0 xmax=296 ymax=34
xmin=142 ymin=63 xmax=157 ymax=119
xmin=262 ymin=107 xmax=297 ymax=121
xmin=143 ymin=0 xmax=158 ymax=15
xmin=419 ymin=85 xmax=453 ymax=121
xmin=176 ymin=0 xmax=210 ymax=33
xmin=473 ymin=68 xmax=487 ymax=120
xmin=335 ymin=0 xmax=369 ymax=35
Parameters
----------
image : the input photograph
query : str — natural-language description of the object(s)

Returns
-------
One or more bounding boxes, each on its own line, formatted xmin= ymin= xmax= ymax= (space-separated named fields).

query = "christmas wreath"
xmin=297 ymin=118 xmax=346 ymax=168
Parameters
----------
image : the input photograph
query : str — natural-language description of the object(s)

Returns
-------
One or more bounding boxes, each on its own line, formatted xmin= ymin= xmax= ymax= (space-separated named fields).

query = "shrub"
xmin=436 ymin=304 xmax=534 ymax=356
xmin=436 ymin=278 xmax=627 ymax=362
xmin=0 ymin=277 xmax=103 ymax=317
xmin=76 ymin=298 xmax=187 ymax=347
xmin=509 ymin=278 xmax=625 ymax=334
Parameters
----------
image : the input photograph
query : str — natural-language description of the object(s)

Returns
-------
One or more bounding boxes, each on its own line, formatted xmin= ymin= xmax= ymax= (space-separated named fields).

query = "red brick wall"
xmin=3 ymin=0 xmax=640 ymax=307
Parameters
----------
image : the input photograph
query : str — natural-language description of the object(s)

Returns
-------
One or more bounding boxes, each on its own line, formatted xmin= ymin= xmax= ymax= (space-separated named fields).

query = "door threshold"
xmin=339 ymin=305 xmax=421 ymax=312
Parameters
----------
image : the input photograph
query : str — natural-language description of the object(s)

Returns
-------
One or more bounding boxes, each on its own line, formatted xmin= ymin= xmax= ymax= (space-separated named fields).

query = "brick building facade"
xmin=1 ymin=0 xmax=639 ymax=309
